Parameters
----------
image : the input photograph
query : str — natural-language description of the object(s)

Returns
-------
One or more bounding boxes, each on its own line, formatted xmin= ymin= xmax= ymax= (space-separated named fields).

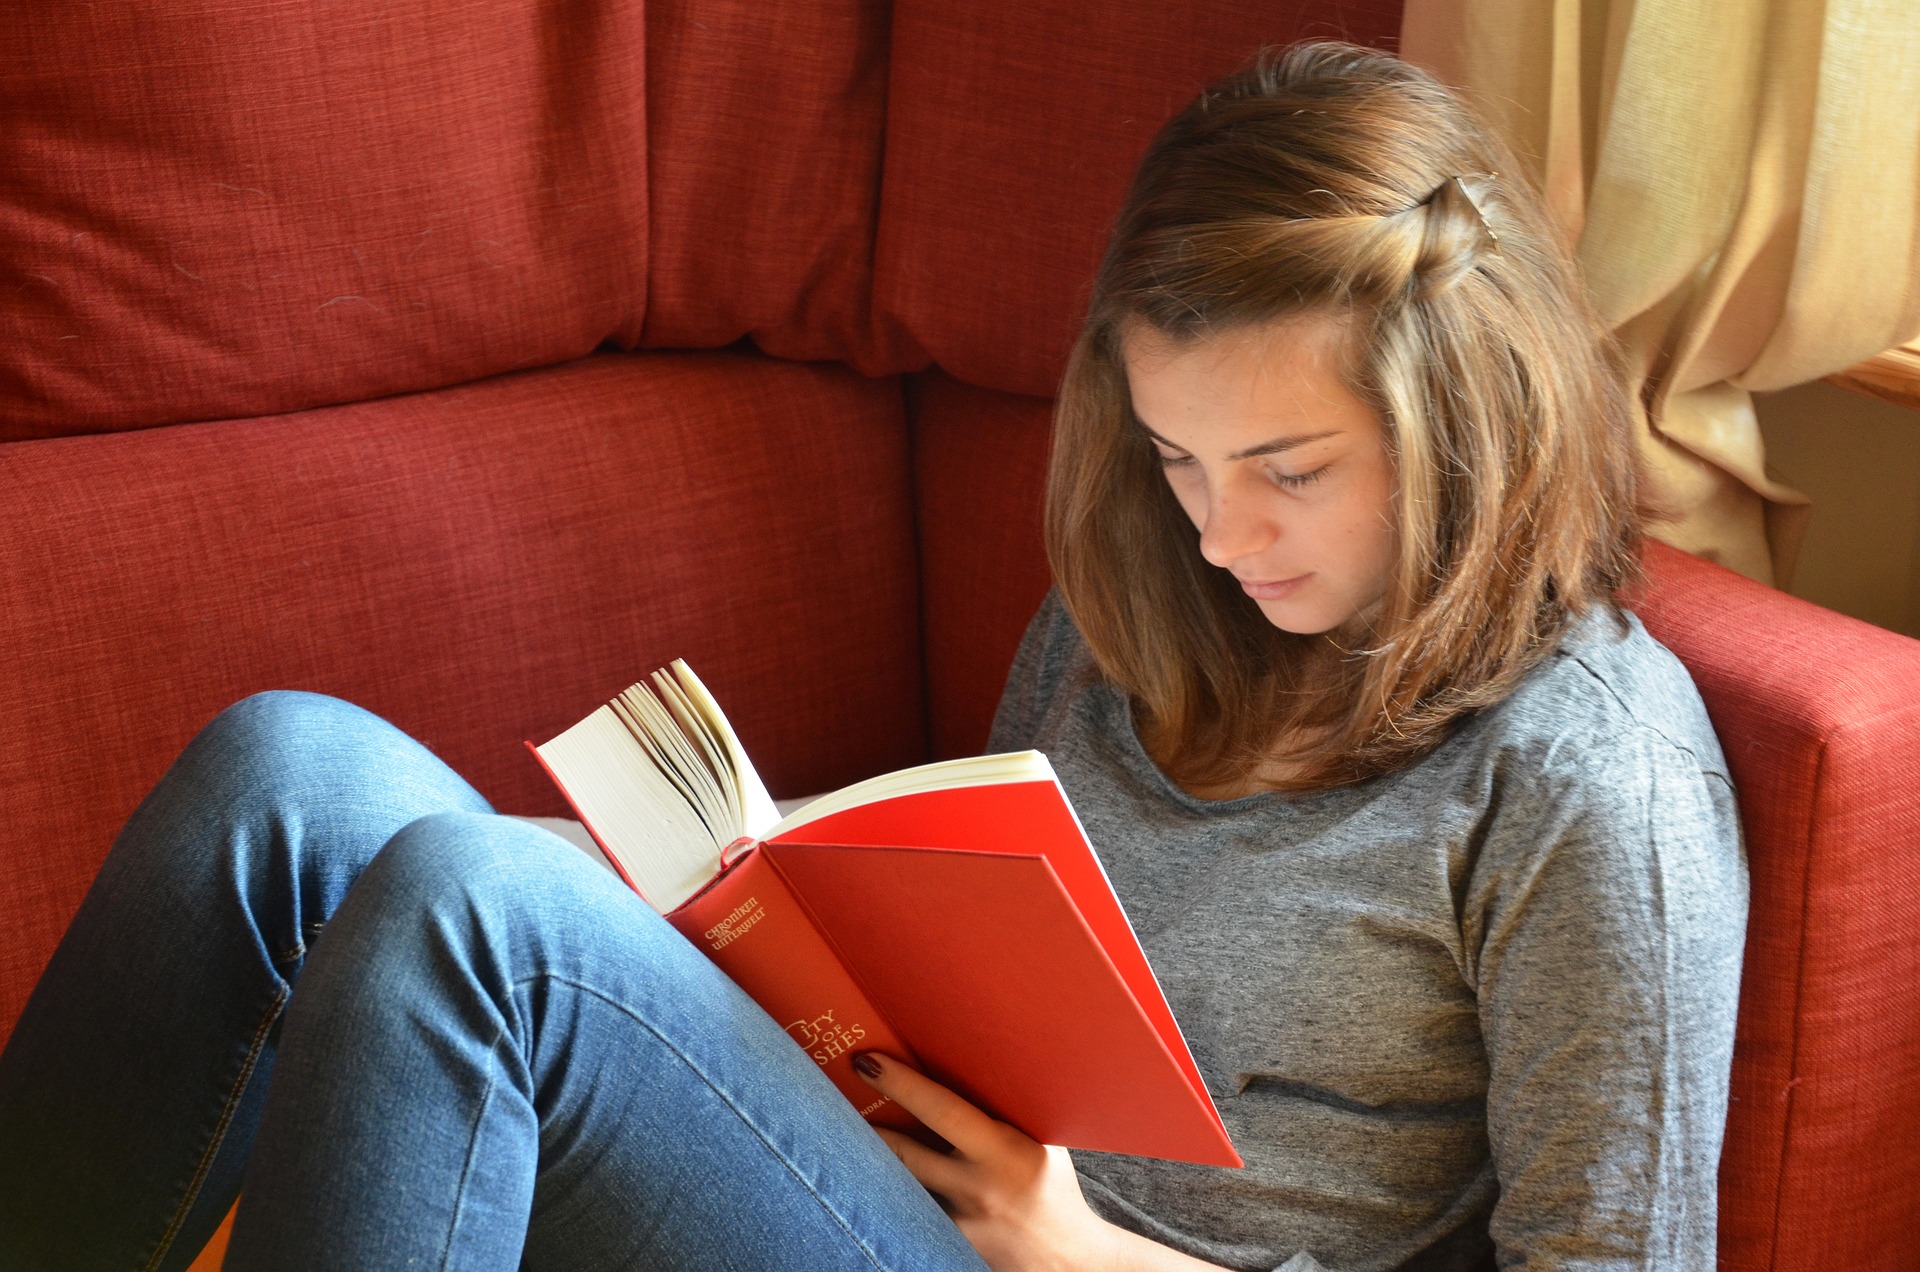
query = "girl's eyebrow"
xmin=1138 ymin=421 xmax=1341 ymax=461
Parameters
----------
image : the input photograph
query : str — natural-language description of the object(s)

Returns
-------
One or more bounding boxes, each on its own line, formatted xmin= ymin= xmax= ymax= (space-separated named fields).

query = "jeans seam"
xmin=275 ymin=921 xmax=326 ymax=967
xmin=442 ymin=1063 xmax=500 ymax=1271
xmin=516 ymin=973 xmax=892 ymax=1271
xmin=140 ymin=983 xmax=288 ymax=1272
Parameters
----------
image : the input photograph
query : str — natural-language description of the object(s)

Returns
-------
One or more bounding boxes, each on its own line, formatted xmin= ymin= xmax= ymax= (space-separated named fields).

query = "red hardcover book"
xmin=530 ymin=662 xmax=1240 ymax=1168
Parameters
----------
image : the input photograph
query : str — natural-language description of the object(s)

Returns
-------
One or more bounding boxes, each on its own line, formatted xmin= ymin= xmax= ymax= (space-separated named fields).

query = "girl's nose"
xmin=1197 ymin=485 xmax=1279 ymax=569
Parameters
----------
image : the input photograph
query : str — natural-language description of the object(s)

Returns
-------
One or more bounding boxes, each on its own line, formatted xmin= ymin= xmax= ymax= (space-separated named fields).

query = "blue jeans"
xmin=0 ymin=692 xmax=988 ymax=1271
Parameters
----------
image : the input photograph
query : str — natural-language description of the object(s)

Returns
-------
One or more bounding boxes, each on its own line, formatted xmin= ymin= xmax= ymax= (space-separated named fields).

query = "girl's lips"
xmin=1239 ymin=574 xmax=1310 ymax=600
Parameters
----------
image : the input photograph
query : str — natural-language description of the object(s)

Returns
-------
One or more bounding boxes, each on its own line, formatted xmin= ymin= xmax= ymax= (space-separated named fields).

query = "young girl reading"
xmin=0 ymin=42 xmax=1744 ymax=1272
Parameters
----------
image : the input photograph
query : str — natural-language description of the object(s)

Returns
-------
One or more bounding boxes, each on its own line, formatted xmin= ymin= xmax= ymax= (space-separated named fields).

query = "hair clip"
xmin=1441 ymin=173 xmax=1501 ymax=256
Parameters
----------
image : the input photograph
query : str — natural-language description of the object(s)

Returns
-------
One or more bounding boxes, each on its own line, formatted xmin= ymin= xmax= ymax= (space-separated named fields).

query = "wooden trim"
xmin=1825 ymin=339 xmax=1920 ymax=411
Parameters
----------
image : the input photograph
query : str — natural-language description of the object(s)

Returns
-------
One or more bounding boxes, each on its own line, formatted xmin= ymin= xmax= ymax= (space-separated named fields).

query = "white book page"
xmin=534 ymin=661 xmax=784 ymax=913
xmin=535 ymin=706 xmax=724 ymax=911
xmin=766 ymin=750 xmax=1056 ymax=839
xmin=615 ymin=683 xmax=732 ymax=841
xmin=652 ymin=669 xmax=744 ymax=834
xmin=668 ymin=661 xmax=781 ymax=839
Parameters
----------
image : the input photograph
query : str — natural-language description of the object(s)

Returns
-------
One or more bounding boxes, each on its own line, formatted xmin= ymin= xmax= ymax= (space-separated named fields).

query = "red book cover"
xmin=665 ymin=846 xmax=921 ymax=1135
xmin=767 ymin=780 xmax=1216 ymax=1123
xmin=528 ymin=739 xmax=1240 ymax=1167
xmin=762 ymin=837 xmax=1239 ymax=1166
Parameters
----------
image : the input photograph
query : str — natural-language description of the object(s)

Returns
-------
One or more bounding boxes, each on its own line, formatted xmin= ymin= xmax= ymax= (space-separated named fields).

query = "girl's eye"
xmin=1155 ymin=451 xmax=1195 ymax=469
xmin=1269 ymin=465 xmax=1328 ymax=490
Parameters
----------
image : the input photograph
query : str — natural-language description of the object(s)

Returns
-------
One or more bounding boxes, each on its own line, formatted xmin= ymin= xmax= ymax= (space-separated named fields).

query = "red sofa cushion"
xmin=0 ymin=0 xmax=648 ymax=440
xmin=874 ymin=0 xmax=1403 ymax=398
xmin=0 ymin=351 xmax=926 ymax=1047
xmin=911 ymin=371 xmax=1055 ymax=758
xmin=640 ymin=0 xmax=909 ymax=374
xmin=912 ymin=381 xmax=1920 ymax=1271
xmin=1632 ymin=541 xmax=1920 ymax=1271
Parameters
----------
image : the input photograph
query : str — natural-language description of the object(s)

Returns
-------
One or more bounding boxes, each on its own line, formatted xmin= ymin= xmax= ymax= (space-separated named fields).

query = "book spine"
xmin=667 ymin=846 xmax=922 ymax=1135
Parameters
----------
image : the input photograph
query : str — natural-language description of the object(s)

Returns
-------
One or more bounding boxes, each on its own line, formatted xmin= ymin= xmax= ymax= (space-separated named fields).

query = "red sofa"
xmin=4 ymin=2 xmax=1917 ymax=1267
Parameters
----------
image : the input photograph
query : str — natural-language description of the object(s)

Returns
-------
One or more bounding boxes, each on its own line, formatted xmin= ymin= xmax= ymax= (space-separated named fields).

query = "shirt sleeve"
xmin=1463 ymin=725 xmax=1747 ymax=1269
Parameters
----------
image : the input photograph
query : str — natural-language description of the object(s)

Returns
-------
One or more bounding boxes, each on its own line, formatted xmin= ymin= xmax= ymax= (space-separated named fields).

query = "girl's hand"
xmin=853 ymin=1051 xmax=1123 ymax=1271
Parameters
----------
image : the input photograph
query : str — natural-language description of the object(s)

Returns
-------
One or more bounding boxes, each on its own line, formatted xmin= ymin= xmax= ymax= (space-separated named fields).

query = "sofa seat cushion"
xmin=0 ymin=350 xmax=925 ymax=1045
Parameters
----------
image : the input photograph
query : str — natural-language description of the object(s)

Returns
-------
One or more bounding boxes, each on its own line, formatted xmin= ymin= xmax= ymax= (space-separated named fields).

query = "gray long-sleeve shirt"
xmin=987 ymin=594 xmax=1747 ymax=1272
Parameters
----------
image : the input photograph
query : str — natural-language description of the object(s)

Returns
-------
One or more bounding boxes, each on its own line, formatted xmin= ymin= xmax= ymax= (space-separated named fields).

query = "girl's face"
xmin=1122 ymin=313 xmax=1398 ymax=637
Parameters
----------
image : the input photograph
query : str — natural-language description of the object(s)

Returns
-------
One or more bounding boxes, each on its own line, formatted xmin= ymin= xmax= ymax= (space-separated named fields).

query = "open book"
xmin=530 ymin=661 xmax=1239 ymax=1168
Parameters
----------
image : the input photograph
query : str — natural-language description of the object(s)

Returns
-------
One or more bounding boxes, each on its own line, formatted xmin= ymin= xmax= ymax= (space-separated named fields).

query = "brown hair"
xmin=1046 ymin=41 xmax=1640 ymax=793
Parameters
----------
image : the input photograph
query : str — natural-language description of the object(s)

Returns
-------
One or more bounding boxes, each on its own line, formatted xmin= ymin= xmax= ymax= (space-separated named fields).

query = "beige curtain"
xmin=1401 ymin=0 xmax=1920 ymax=585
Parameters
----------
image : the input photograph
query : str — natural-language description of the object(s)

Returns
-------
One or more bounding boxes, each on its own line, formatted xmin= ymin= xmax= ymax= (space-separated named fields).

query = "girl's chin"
xmin=1252 ymin=591 xmax=1382 ymax=639
xmin=1254 ymin=599 xmax=1346 ymax=636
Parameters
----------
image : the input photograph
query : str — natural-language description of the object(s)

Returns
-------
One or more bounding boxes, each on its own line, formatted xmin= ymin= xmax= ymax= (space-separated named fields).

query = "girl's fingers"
xmin=853 ymin=1053 xmax=1005 ymax=1159
xmin=873 ymin=1126 xmax=971 ymax=1196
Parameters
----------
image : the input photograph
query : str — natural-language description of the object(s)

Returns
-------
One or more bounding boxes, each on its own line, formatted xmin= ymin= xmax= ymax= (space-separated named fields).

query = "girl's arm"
xmin=1466 ymin=724 xmax=1747 ymax=1267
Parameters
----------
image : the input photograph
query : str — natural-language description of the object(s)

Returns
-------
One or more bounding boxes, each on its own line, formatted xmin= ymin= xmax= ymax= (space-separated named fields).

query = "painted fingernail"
xmin=852 ymin=1053 xmax=883 ymax=1079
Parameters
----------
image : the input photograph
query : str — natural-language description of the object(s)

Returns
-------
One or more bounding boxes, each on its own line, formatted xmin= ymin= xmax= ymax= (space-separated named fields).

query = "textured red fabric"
xmin=874 ymin=0 xmax=1404 ymax=397
xmin=910 ymin=372 xmax=1056 ymax=759
xmin=0 ymin=351 xmax=925 ymax=1046
xmin=640 ymin=0 xmax=907 ymax=373
xmin=1633 ymin=541 xmax=1920 ymax=1271
xmin=0 ymin=0 xmax=648 ymax=440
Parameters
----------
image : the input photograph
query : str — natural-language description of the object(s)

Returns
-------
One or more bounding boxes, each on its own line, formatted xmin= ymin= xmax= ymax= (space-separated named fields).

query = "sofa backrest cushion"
xmin=873 ymin=0 xmax=1404 ymax=398
xmin=0 ymin=1 xmax=651 ymax=442
xmin=0 ymin=351 xmax=927 ymax=1046
xmin=1 ymin=0 xmax=1412 ymax=438
xmin=638 ymin=0 xmax=910 ymax=373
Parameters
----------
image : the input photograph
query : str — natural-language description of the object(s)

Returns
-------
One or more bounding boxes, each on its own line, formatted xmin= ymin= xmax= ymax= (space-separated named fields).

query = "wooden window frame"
xmin=1826 ymin=339 xmax=1920 ymax=411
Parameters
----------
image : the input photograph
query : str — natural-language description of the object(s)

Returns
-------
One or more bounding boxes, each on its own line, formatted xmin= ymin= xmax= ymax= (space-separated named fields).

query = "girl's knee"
xmin=356 ymin=813 xmax=630 ymax=928
xmin=328 ymin=813 xmax=679 ymax=997
xmin=208 ymin=691 xmax=380 ymax=741
xmin=119 ymin=694 xmax=491 ymax=925
xmin=182 ymin=691 xmax=489 ymax=821
xmin=196 ymin=691 xmax=398 ymax=773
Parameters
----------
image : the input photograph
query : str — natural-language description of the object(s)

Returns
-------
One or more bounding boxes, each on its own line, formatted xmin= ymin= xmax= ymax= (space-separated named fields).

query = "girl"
xmin=0 ymin=42 xmax=1744 ymax=1272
